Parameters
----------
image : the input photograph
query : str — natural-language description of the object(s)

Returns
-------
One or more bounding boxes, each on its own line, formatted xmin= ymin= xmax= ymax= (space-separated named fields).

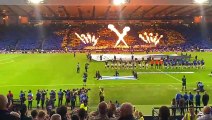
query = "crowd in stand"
xmin=0 ymin=24 xmax=211 ymax=51
xmin=0 ymin=93 xmax=146 ymax=120
xmin=2 ymin=93 xmax=212 ymax=120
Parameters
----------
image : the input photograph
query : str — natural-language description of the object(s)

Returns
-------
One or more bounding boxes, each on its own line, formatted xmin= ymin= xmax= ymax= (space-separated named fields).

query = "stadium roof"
xmin=0 ymin=0 xmax=211 ymax=21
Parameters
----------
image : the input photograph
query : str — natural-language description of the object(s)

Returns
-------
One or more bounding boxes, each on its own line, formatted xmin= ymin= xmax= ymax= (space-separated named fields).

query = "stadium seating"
xmin=0 ymin=24 xmax=211 ymax=51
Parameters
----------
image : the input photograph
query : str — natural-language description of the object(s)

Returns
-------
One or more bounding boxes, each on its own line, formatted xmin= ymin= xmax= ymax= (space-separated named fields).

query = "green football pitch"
xmin=0 ymin=52 xmax=211 ymax=115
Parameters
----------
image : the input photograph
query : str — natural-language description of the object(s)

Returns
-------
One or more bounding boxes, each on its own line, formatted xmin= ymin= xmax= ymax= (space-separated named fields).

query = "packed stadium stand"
xmin=0 ymin=24 xmax=212 ymax=51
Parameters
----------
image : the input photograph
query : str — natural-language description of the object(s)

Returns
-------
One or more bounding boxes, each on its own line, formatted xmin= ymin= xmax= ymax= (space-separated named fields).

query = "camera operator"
xmin=58 ymin=89 xmax=64 ymax=107
xmin=41 ymin=90 xmax=47 ymax=109
xmin=19 ymin=90 xmax=26 ymax=105
xmin=36 ymin=90 xmax=41 ymax=108
xmin=50 ymin=90 xmax=56 ymax=108
xmin=27 ymin=90 xmax=33 ymax=110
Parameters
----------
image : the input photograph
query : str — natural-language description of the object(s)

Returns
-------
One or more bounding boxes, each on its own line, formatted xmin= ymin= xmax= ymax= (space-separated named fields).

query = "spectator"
xmin=197 ymin=106 xmax=212 ymax=120
xmin=71 ymin=114 xmax=79 ymax=120
xmin=134 ymin=110 xmax=140 ymax=120
xmin=182 ymin=106 xmax=197 ymax=120
xmin=183 ymin=92 xmax=189 ymax=111
xmin=78 ymin=108 xmax=87 ymax=120
xmin=0 ymin=94 xmax=17 ymax=120
xmin=51 ymin=114 xmax=61 ymax=120
xmin=50 ymin=111 xmax=56 ymax=118
xmin=159 ymin=106 xmax=170 ymax=120
xmin=89 ymin=101 xmax=109 ymax=120
xmin=115 ymin=100 xmax=120 ymax=108
xmin=138 ymin=112 xmax=144 ymax=120
xmin=10 ymin=111 xmax=20 ymax=120
xmin=31 ymin=110 xmax=38 ymax=120
xmin=171 ymin=98 xmax=176 ymax=117
xmin=20 ymin=104 xmax=32 ymax=120
xmin=37 ymin=110 xmax=47 ymax=120
xmin=118 ymin=102 xmax=135 ymax=120
xmin=56 ymin=106 xmax=68 ymax=120
xmin=179 ymin=97 xmax=185 ymax=116
xmin=107 ymin=103 xmax=116 ymax=119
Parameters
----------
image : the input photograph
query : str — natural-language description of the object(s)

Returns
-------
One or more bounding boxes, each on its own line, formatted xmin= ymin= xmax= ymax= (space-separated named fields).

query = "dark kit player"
xmin=182 ymin=75 xmax=186 ymax=91
xmin=83 ymin=72 xmax=87 ymax=86
xmin=77 ymin=62 xmax=80 ymax=73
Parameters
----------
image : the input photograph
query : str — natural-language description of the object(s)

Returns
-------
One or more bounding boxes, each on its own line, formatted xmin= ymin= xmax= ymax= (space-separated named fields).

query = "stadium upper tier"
xmin=0 ymin=24 xmax=211 ymax=50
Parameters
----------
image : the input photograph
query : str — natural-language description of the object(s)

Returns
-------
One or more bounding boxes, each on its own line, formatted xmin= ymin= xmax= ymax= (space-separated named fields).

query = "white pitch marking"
xmin=0 ymin=55 xmax=20 ymax=62
xmin=0 ymin=60 xmax=14 ymax=64
xmin=137 ymin=72 xmax=194 ymax=74
xmin=156 ymin=69 xmax=181 ymax=83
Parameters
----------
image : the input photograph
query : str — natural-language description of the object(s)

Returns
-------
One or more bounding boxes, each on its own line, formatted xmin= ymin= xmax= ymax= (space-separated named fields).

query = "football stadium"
xmin=0 ymin=0 xmax=212 ymax=120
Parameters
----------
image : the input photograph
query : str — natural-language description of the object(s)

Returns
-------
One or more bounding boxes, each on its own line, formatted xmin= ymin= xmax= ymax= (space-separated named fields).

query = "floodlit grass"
xmin=0 ymin=52 xmax=211 ymax=115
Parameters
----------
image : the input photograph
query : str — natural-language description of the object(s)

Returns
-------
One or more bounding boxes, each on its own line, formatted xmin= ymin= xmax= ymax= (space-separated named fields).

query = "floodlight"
xmin=112 ymin=0 xmax=129 ymax=5
xmin=194 ymin=0 xmax=208 ymax=4
xmin=28 ymin=0 xmax=44 ymax=4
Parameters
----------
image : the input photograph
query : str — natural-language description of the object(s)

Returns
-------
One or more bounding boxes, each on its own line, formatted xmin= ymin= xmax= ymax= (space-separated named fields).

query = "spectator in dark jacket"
xmin=0 ymin=94 xmax=18 ymax=120
xmin=57 ymin=106 xmax=68 ymax=120
xmin=20 ymin=104 xmax=32 ymax=120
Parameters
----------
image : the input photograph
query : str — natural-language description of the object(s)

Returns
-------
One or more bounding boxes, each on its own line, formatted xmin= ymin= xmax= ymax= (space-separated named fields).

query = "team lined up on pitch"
xmin=104 ymin=57 xmax=205 ymax=69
